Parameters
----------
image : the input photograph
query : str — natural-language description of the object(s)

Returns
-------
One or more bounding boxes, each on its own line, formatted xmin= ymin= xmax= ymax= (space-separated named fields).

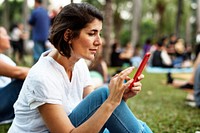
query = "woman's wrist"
xmin=104 ymin=98 xmax=119 ymax=111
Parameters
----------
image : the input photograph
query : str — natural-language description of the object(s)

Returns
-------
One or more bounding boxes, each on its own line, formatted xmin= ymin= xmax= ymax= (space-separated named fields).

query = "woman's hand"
xmin=107 ymin=67 xmax=134 ymax=106
xmin=123 ymin=74 xmax=144 ymax=101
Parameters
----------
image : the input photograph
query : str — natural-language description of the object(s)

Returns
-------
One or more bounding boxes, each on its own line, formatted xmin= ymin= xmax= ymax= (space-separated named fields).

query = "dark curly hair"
xmin=49 ymin=3 xmax=103 ymax=58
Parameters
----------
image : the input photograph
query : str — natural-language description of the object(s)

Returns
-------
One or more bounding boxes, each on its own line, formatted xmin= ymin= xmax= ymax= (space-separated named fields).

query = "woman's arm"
xmin=83 ymin=85 xmax=94 ymax=98
xmin=39 ymin=67 xmax=135 ymax=133
xmin=0 ymin=60 xmax=29 ymax=79
xmin=39 ymin=99 xmax=117 ymax=133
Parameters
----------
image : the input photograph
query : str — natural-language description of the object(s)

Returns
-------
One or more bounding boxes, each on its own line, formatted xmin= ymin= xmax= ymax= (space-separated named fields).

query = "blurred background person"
xmin=110 ymin=41 xmax=123 ymax=67
xmin=151 ymin=37 xmax=172 ymax=68
xmin=119 ymin=42 xmax=134 ymax=67
xmin=28 ymin=0 xmax=50 ymax=64
xmin=0 ymin=26 xmax=29 ymax=124
xmin=143 ymin=37 xmax=152 ymax=56
xmin=10 ymin=23 xmax=28 ymax=64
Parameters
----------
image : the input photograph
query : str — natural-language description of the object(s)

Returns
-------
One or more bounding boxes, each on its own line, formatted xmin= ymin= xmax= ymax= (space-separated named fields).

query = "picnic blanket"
xmin=146 ymin=66 xmax=193 ymax=73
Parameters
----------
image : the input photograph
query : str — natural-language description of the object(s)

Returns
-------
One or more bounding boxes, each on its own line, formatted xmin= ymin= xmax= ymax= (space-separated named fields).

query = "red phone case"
xmin=128 ymin=52 xmax=151 ymax=89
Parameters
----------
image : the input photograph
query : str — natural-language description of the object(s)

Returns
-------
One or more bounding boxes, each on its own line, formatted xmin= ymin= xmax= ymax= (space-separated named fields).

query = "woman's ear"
xmin=64 ymin=29 xmax=72 ymax=42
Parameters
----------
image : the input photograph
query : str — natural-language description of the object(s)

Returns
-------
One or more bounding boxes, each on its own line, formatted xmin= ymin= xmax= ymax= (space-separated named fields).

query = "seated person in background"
xmin=130 ymin=44 xmax=142 ymax=68
xmin=0 ymin=26 xmax=30 ymax=124
xmin=119 ymin=42 xmax=134 ymax=67
xmin=168 ymin=53 xmax=200 ymax=89
xmin=167 ymin=63 xmax=200 ymax=109
xmin=151 ymin=37 xmax=173 ymax=68
xmin=110 ymin=41 xmax=123 ymax=67
xmin=167 ymin=33 xmax=177 ymax=57
xmin=172 ymin=39 xmax=192 ymax=68
xmin=143 ymin=38 xmax=152 ymax=56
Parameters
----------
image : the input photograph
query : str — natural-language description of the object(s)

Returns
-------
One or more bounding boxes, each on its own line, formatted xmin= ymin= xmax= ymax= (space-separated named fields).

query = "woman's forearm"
xmin=72 ymin=99 xmax=118 ymax=133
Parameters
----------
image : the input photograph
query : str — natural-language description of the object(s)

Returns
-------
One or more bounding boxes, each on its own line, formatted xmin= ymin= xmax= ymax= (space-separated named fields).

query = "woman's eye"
xmin=88 ymin=32 xmax=95 ymax=36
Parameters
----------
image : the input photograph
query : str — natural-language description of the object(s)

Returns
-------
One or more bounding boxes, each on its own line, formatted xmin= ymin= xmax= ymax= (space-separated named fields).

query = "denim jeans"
xmin=0 ymin=79 xmax=24 ymax=123
xmin=69 ymin=86 xmax=152 ymax=133
xmin=33 ymin=41 xmax=46 ymax=63
xmin=194 ymin=65 xmax=200 ymax=107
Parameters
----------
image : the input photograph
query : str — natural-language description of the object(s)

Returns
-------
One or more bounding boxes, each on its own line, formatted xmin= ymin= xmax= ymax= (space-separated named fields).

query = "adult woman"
xmin=0 ymin=26 xmax=29 ymax=123
xmin=8 ymin=3 xmax=152 ymax=133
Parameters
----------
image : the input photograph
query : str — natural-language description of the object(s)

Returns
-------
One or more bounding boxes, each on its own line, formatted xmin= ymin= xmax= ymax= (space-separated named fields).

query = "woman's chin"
xmin=85 ymin=55 xmax=95 ymax=61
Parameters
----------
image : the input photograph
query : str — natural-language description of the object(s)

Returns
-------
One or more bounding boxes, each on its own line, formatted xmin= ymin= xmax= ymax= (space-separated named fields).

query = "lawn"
xmin=127 ymin=70 xmax=200 ymax=133
xmin=0 ymin=68 xmax=200 ymax=133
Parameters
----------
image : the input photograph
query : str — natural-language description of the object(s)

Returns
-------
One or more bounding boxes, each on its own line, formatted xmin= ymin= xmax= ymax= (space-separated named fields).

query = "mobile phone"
xmin=128 ymin=52 xmax=151 ymax=89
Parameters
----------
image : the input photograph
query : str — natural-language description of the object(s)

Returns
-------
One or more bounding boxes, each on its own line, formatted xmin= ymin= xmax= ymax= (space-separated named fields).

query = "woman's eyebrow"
xmin=91 ymin=29 xmax=98 ymax=32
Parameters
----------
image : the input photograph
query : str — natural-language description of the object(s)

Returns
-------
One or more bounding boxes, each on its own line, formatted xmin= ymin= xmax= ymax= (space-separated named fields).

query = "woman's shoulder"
xmin=0 ymin=54 xmax=16 ymax=66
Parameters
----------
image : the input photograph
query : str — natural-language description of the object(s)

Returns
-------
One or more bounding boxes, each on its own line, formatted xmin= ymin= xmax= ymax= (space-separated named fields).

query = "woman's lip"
xmin=89 ymin=49 xmax=97 ymax=54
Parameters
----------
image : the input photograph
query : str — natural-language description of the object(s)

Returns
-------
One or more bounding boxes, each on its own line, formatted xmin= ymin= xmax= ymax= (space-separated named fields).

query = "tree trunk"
xmin=185 ymin=18 xmax=191 ymax=45
xmin=131 ymin=0 xmax=142 ymax=47
xmin=2 ymin=0 xmax=10 ymax=32
xmin=197 ymin=0 xmax=200 ymax=33
xmin=103 ymin=0 xmax=113 ymax=65
xmin=23 ymin=0 xmax=29 ymax=32
xmin=176 ymin=0 xmax=183 ymax=37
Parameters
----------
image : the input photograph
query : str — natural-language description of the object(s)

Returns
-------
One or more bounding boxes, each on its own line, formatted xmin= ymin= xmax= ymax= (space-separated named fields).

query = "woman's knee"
xmin=86 ymin=86 xmax=109 ymax=104
xmin=96 ymin=86 xmax=109 ymax=99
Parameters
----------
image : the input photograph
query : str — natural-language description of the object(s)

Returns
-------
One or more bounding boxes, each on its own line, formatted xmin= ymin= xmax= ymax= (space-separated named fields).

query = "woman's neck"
xmin=48 ymin=49 xmax=79 ymax=80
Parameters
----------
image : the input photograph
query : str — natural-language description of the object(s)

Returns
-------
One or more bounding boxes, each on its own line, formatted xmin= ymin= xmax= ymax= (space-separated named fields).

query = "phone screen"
xmin=128 ymin=52 xmax=151 ymax=89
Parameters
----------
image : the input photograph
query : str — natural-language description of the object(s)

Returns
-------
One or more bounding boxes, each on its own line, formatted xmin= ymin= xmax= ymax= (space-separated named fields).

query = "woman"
xmin=8 ymin=3 xmax=152 ymax=133
xmin=0 ymin=26 xmax=29 ymax=123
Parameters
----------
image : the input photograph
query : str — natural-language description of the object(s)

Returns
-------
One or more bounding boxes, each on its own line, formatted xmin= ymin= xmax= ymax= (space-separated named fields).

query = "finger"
xmin=116 ymin=67 xmax=134 ymax=87
xmin=118 ymin=67 xmax=134 ymax=78
xmin=137 ymin=74 xmax=144 ymax=81
xmin=132 ymin=82 xmax=142 ymax=87
xmin=131 ymin=86 xmax=141 ymax=91
xmin=113 ymin=74 xmax=119 ymax=78
xmin=125 ymin=76 xmax=131 ymax=81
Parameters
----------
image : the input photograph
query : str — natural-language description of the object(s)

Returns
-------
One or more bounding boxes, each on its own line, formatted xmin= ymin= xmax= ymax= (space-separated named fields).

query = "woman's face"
xmin=71 ymin=18 xmax=102 ymax=61
xmin=0 ymin=27 xmax=10 ymax=53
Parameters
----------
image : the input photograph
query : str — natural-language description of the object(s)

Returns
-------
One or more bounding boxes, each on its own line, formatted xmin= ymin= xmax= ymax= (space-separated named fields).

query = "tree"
xmin=197 ymin=0 xmax=200 ymax=33
xmin=176 ymin=0 xmax=183 ymax=36
xmin=131 ymin=0 xmax=142 ymax=47
xmin=103 ymin=0 xmax=114 ymax=65
xmin=2 ymin=0 xmax=10 ymax=31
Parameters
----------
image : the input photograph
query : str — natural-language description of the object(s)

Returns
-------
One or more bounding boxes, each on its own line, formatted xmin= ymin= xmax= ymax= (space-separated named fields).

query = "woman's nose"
xmin=94 ymin=35 xmax=102 ymax=46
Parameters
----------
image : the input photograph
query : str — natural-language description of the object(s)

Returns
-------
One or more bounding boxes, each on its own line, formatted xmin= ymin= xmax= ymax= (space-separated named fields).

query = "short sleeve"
xmin=25 ymin=76 xmax=63 ymax=109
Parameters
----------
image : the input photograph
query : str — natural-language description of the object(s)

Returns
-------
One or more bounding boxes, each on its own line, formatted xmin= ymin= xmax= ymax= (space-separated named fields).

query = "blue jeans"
xmin=0 ymin=80 xmax=24 ymax=123
xmin=33 ymin=40 xmax=46 ymax=63
xmin=194 ymin=65 xmax=200 ymax=107
xmin=69 ymin=86 xmax=152 ymax=133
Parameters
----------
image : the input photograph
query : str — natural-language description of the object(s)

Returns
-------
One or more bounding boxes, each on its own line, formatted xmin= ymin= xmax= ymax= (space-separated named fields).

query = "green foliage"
xmin=140 ymin=18 xmax=157 ymax=45
xmin=82 ymin=0 xmax=104 ymax=11
xmin=120 ymin=22 xmax=131 ymax=46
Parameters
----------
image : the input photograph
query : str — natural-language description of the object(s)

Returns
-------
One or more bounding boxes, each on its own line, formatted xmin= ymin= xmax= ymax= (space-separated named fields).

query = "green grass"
xmin=127 ymin=70 xmax=200 ymax=133
xmin=1 ymin=67 xmax=200 ymax=133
